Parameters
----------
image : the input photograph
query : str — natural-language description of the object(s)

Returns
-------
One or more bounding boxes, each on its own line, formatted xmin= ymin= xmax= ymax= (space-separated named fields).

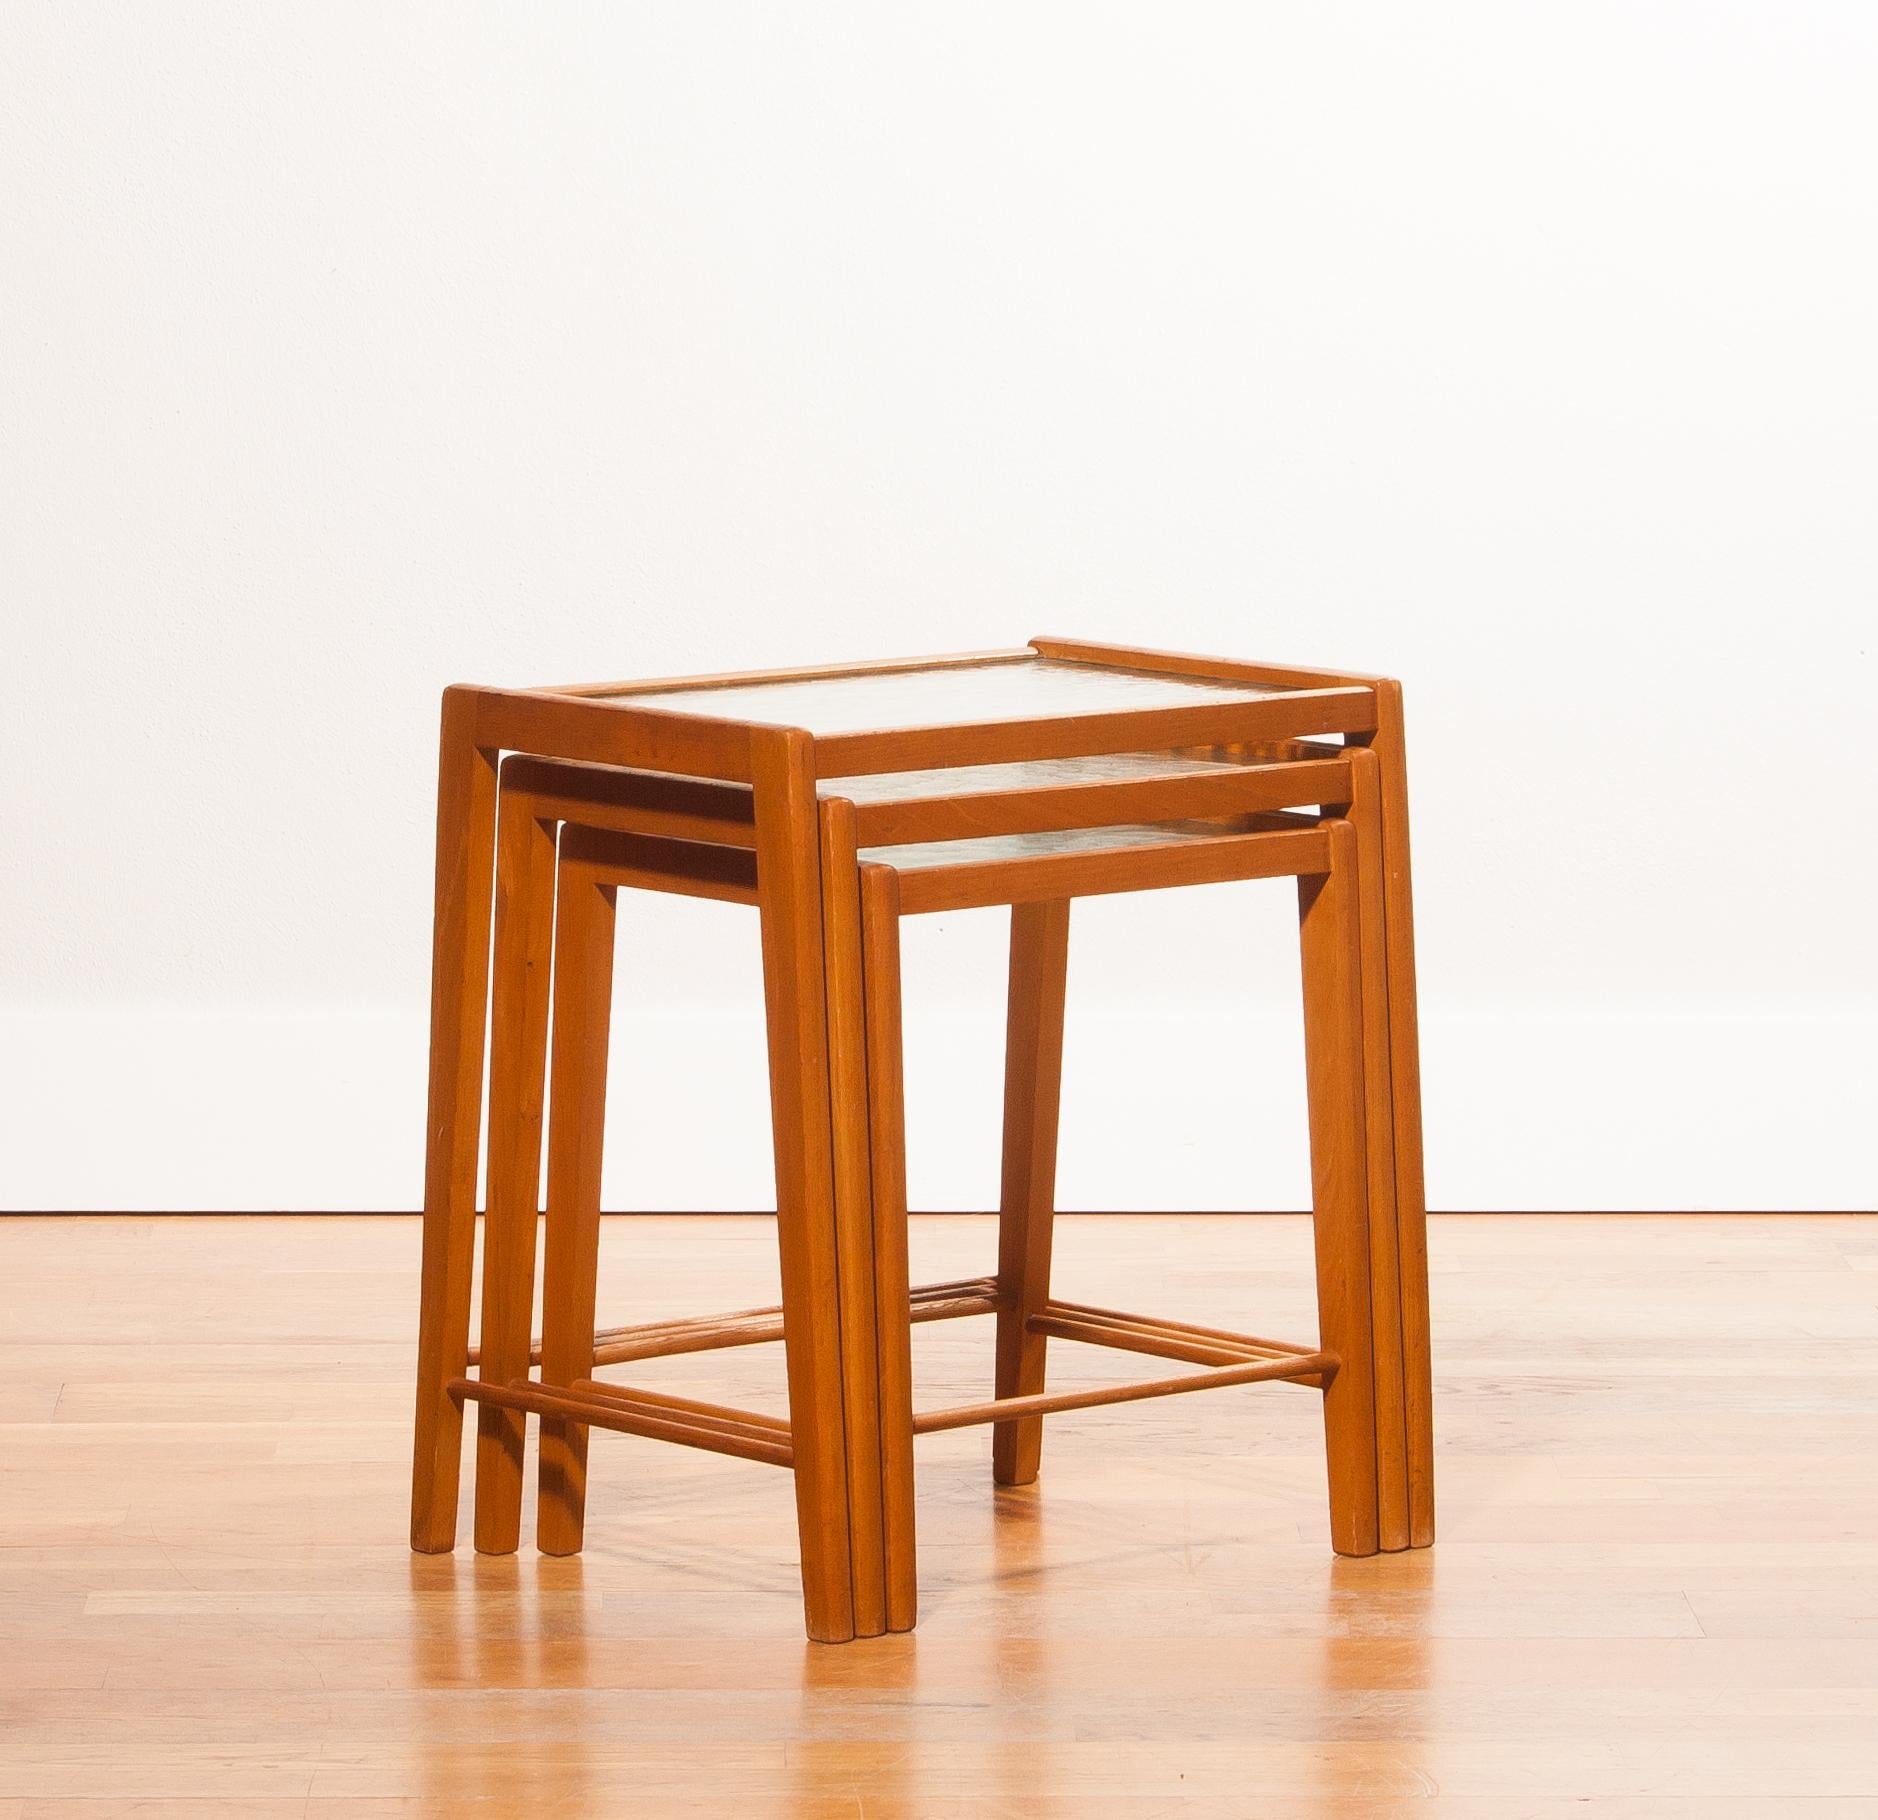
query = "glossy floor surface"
xmin=3 ymin=1213 xmax=1875 ymax=1817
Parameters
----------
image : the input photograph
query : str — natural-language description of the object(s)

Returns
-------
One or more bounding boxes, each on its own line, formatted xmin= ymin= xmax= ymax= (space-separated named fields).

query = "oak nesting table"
xmin=409 ymin=638 xmax=1431 ymax=1642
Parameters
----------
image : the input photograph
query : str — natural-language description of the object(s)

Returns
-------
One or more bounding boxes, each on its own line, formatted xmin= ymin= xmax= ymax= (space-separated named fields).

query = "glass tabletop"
xmin=861 ymin=814 xmax=1284 ymax=870
xmin=823 ymin=746 xmax=1294 ymax=803
xmin=599 ymin=655 xmax=1287 ymax=735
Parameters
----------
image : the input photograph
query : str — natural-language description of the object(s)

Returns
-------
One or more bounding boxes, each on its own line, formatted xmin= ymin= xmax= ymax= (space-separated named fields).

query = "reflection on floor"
xmin=2 ymin=1212 xmax=1874 ymax=1816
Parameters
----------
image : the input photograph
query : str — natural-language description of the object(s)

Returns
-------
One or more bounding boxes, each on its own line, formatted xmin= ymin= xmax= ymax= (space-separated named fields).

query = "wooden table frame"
xmin=459 ymin=789 xmax=1375 ymax=1637
xmin=409 ymin=638 xmax=1431 ymax=1643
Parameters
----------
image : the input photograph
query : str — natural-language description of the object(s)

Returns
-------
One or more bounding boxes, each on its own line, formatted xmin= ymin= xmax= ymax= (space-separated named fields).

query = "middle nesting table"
xmin=461 ymin=739 xmax=1388 ymax=1638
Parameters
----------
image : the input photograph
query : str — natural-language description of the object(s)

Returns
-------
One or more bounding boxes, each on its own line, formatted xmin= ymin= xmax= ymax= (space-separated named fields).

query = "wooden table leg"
xmin=536 ymin=846 xmax=616 ymax=1557
xmin=410 ymin=689 xmax=499 ymax=1554
xmin=992 ymin=898 xmax=1071 ymax=1488
xmin=1298 ymin=819 xmax=1381 ymax=1558
xmin=819 ymin=796 xmax=887 ymax=1638
xmin=1347 ymin=746 xmax=1410 ymax=1552
xmin=1369 ymin=682 xmax=1435 ymax=1547
xmin=752 ymin=729 xmax=857 ymax=1644
xmin=473 ymin=778 xmax=558 ymax=1554
xmin=860 ymin=861 xmax=918 ymax=1632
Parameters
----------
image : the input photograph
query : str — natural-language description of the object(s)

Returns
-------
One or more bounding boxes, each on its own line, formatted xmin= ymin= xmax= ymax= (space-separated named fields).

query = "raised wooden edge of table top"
xmin=889 ymin=821 xmax=1334 ymax=916
xmin=494 ymin=748 xmax=1355 ymax=852
xmin=1028 ymin=634 xmax=1394 ymax=691
xmin=538 ymin=645 xmax=1038 ymax=700
xmin=807 ymin=689 xmax=1376 ymax=778
xmin=452 ymin=640 xmax=1393 ymax=785
xmin=532 ymin=637 xmax=1396 ymax=702
xmin=464 ymin=685 xmax=763 ymax=783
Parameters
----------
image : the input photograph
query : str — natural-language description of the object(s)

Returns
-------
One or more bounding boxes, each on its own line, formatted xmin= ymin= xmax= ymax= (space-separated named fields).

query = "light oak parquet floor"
xmin=2 ymin=1213 xmax=1875 ymax=1817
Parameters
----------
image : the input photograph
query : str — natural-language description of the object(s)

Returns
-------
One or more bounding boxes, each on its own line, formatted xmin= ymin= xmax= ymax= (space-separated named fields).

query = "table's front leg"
xmin=535 ymin=852 xmax=617 ymax=1557
xmin=753 ymin=727 xmax=858 ymax=1643
xmin=411 ymin=688 xmax=500 ymax=1553
xmin=474 ymin=782 xmax=558 ymax=1554
xmin=860 ymin=862 xmax=918 ymax=1633
xmin=818 ymin=794 xmax=889 ymax=1637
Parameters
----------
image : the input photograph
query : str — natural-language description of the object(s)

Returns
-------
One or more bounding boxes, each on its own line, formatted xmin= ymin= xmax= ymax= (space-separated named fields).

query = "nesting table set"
xmin=408 ymin=637 xmax=1432 ymax=1642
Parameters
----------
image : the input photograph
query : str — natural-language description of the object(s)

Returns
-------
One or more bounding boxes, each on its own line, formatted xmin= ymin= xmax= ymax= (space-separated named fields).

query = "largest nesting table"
xmin=408 ymin=636 xmax=1432 ymax=1642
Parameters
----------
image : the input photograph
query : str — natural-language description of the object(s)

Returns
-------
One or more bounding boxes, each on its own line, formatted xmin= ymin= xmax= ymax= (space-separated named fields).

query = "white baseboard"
xmin=3 ymin=1002 xmax=1871 ymax=1212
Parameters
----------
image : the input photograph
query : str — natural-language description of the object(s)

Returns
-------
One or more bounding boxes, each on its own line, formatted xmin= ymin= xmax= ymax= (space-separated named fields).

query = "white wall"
xmin=3 ymin=2 xmax=1874 ymax=1212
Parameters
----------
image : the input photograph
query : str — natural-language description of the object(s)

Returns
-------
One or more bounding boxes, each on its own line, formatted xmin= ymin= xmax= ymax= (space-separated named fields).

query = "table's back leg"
xmin=1370 ymin=682 xmax=1435 ymax=1546
xmin=1298 ymin=820 xmax=1381 ymax=1558
xmin=861 ymin=861 xmax=918 ymax=1631
xmin=473 ymin=783 xmax=558 ymax=1554
xmin=993 ymin=898 xmax=1072 ymax=1488
xmin=752 ymin=728 xmax=857 ymax=1644
xmin=410 ymin=691 xmax=499 ymax=1554
xmin=819 ymin=797 xmax=888 ymax=1637
xmin=535 ymin=853 xmax=616 ymax=1557
xmin=1347 ymin=747 xmax=1411 ymax=1551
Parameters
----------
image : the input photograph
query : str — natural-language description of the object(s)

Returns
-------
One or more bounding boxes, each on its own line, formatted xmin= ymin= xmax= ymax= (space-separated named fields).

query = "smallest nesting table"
xmin=409 ymin=637 xmax=1432 ymax=1643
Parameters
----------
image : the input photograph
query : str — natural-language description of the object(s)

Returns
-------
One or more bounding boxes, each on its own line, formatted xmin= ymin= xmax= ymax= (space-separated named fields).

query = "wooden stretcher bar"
xmin=910 ymin=1348 xmax=1338 ymax=1436
xmin=467 ymin=1276 xmax=1005 ymax=1370
xmin=1027 ymin=1301 xmax=1327 ymax=1381
xmin=450 ymin=1376 xmax=796 ymax=1467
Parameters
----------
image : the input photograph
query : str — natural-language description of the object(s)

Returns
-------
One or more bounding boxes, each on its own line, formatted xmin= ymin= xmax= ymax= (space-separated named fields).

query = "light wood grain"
xmin=1298 ymin=819 xmax=1381 ymax=1557
xmin=842 ymin=751 xmax=1352 ymax=845
xmin=1367 ymin=677 xmax=1435 ymax=1545
xmin=408 ymin=690 xmax=497 ymax=1553
xmin=817 ymin=793 xmax=888 ymax=1636
xmin=421 ymin=645 xmax=1434 ymax=1615
xmin=992 ymin=899 xmax=1072 ymax=1486
xmin=534 ymin=846 xmax=617 ymax=1556
xmin=859 ymin=862 xmax=919 ymax=1634
xmin=1347 ymin=741 xmax=1411 ymax=1550
xmin=888 ymin=822 xmax=1332 ymax=914
xmin=472 ymin=772 xmax=556 ymax=1554
xmin=814 ymin=687 xmax=1376 ymax=777
xmin=750 ymin=727 xmax=858 ymax=1643
xmin=5 ymin=1212 xmax=1875 ymax=1813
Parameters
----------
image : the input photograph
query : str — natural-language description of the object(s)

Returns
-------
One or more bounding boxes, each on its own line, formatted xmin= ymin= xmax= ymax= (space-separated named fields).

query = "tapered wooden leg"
xmin=752 ymin=729 xmax=856 ymax=1644
xmin=473 ymin=780 xmax=558 ymax=1554
xmin=1368 ymin=682 xmax=1434 ymax=1547
xmin=860 ymin=862 xmax=918 ymax=1631
xmin=410 ymin=689 xmax=499 ymax=1554
xmin=992 ymin=898 xmax=1071 ymax=1487
xmin=1298 ymin=820 xmax=1380 ymax=1558
xmin=819 ymin=798 xmax=887 ymax=1637
xmin=1346 ymin=746 xmax=1410 ymax=1552
xmin=536 ymin=848 xmax=616 ymax=1557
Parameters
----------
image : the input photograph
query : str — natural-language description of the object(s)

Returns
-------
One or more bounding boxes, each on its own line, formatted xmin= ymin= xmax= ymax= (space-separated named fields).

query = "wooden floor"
xmin=2 ymin=1213 xmax=1876 ymax=1817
